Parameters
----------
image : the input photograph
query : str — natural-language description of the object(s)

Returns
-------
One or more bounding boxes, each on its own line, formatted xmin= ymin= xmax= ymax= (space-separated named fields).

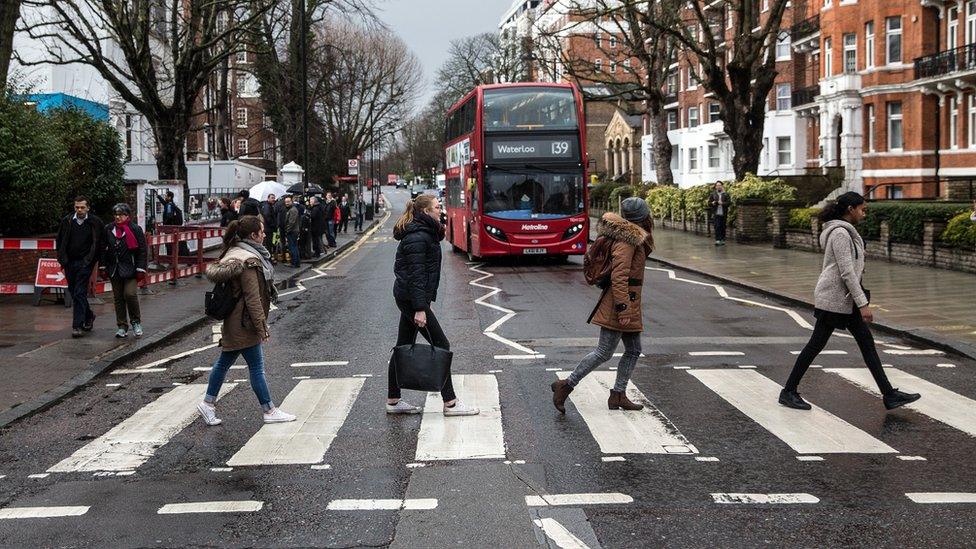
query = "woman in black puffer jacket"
xmin=387 ymin=195 xmax=479 ymax=417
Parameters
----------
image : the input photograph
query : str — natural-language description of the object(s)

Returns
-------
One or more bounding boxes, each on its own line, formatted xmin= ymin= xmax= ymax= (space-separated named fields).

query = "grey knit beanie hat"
xmin=620 ymin=197 xmax=649 ymax=223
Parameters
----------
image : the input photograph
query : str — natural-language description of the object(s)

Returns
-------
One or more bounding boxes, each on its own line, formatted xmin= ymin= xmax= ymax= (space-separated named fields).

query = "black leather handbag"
xmin=392 ymin=328 xmax=452 ymax=392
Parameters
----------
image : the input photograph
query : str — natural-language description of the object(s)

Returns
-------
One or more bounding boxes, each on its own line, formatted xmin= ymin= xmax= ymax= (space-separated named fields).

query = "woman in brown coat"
xmin=552 ymin=197 xmax=654 ymax=413
xmin=196 ymin=215 xmax=296 ymax=426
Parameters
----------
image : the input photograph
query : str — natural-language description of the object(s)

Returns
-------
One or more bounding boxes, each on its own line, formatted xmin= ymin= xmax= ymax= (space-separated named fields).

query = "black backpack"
xmin=205 ymin=281 xmax=239 ymax=320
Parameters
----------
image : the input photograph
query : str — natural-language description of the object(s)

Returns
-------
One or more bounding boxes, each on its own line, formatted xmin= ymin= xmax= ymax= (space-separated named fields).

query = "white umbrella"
xmin=249 ymin=180 xmax=287 ymax=201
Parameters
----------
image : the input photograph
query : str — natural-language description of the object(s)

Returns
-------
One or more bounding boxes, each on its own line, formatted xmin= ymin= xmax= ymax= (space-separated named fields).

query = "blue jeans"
xmin=205 ymin=343 xmax=274 ymax=412
xmin=287 ymin=232 xmax=300 ymax=267
xmin=567 ymin=327 xmax=642 ymax=392
xmin=65 ymin=259 xmax=94 ymax=329
xmin=326 ymin=221 xmax=337 ymax=247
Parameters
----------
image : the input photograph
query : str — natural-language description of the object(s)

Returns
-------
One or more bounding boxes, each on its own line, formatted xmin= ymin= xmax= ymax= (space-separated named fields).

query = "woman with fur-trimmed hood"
xmin=552 ymin=197 xmax=655 ymax=414
xmin=195 ymin=215 xmax=296 ymax=427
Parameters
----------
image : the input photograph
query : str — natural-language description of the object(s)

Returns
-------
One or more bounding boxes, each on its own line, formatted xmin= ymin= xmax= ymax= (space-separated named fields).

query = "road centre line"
xmin=0 ymin=506 xmax=90 ymax=519
xmin=712 ymin=493 xmax=819 ymax=504
xmin=525 ymin=493 xmax=633 ymax=506
xmin=157 ymin=501 xmax=262 ymax=514
xmin=326 ymin=499 xmax=438 ymax=511
xmin=533 ymin=518 xmax=592 ymax=549
xmin=906 ymin=493 xmax=976 ymax=504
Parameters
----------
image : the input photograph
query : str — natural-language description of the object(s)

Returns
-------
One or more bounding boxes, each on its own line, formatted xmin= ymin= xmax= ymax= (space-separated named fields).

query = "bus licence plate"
xmin=523 ymin=248 xmax=547 ymax=255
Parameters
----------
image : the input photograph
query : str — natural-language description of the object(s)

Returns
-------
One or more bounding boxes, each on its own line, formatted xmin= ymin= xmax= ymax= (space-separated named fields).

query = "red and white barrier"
xmin=0 ymin=238 xmax=56 ymax=250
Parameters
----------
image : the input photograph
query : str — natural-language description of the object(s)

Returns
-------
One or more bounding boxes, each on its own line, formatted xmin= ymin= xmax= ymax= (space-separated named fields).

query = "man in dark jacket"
xmin=323 ymin=193 xmax=338 ymax=248
xmin=708 ymin=181 xmax=731 ymax=246
xmin=238 ymin=189 xmax=262 ymax=217
xmin=56 ymin=196 xmax=104 ymax=337
xmin=261 ymin=194 xmax=278 ymax=262
xmin=283 ymin=196 xmax=301 ymax=267
xmin=308 ymin=196 xmax=326 ymax=257
xmin=354 ymin=193 xmax=367 ymax=232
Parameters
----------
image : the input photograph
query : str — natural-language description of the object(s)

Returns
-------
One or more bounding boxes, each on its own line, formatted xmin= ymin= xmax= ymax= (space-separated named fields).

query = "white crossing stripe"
xmin=0 ymin=506 xmax=90 ymax=519
xmin=157 ymin=501 xmax=263 ymax=514
xmin=290 ymin=361 xmax=349 ymax=367
xmin=883 ymin=349 xmax=944 ymax=356
xmin=27 ymin=473 xmax=49 ymax=479
xmin=601 ymin=456 xmax=626 ymax=462
xmin=937 ymin=363 xmax=957 ymax=368
xmin=48 ymin=384 xmax=237 ymax=472
xmin=326 ymin=499 xmax=438 ymax=510
xmin=415 ymin=374 xmax=505 ymax=461
xmin=796 ymin=456 xmax=824 ymax=461
xmin=533 ymin=518 xmax=592 ymax=549
xmin=688 ymin=370 xmax=896 ymax=454
xmin=826 ymin=367 xmax=976 ymax=437
xmin=790 ymin=350 xmax=847 ymax=355
xmin=898 ymin=456 xmax=927 ymax=461
xmin=525 ymin=493 xmax=633 ymax=506
xmin=712 ymin=493 xmax=819 ymax=504
xmin=227 ymin=378 xmax=364 ymax=466
xmin=612 ymin=352 xmax=645 ymax=358
xmin=556 ymin=371 xmax=697 ymax=454
xmin=689 ymin=351 xmax=744 ymax=356
xmin=111 ymin=368 xmax=167 ymax=375
xmin=695 ymin=456 xmax=720 ymax=462
xmin=906 ymin=493 xmax=976 ymax=504
xmin=193 ymin=365 xmax=245 ymax=371
xmin=494 ymin=354 xmax=546 ymax=360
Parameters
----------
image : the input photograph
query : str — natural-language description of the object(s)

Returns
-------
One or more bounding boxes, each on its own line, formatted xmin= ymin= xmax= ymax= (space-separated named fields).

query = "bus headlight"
xmin=485 ymin=225 xmax=508 ymax=241
xmin=562 ymin=223 xmax=585 ymax=240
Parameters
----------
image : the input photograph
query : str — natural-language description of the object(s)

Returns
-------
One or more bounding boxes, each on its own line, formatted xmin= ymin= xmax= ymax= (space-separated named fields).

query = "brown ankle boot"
xmin=550 ymin=379 xmax=574 ymax=414
xmin=608 ymin=390 xmax=644 ymax=411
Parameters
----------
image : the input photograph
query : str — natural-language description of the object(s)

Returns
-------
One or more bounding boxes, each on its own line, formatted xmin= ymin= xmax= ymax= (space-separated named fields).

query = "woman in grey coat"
xmin=779 ymin=192 xmax=920 ymax=411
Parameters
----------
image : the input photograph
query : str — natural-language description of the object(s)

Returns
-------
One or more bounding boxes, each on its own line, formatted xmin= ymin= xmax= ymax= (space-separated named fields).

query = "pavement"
xmin=0 ymin=221 xmax=380 ymax=428
xmin=0 ymin=191 xmax=975 ymax=547
xmin=589 ymin=218 xmax=976 ymax=360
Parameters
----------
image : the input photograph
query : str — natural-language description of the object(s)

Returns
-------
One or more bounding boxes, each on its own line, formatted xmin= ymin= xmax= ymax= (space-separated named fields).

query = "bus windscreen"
xmin=483 ymin=169 xmax=585 ymax=220
xmin=482 ymin=88 xmax=578 ymax=132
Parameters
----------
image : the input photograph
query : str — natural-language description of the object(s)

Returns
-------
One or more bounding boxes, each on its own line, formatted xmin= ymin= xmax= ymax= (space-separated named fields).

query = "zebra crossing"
xmin=25 ymin=363 xmax=976 ymax=479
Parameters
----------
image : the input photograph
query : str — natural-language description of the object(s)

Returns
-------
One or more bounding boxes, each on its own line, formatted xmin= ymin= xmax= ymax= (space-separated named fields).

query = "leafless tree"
xmin=17 ymin=0 xmax=275 ymax=198
xmin=436 ymin=33 xmax=520 ymax=103
xmin=0 ymin=1 xmax=22 ymax=88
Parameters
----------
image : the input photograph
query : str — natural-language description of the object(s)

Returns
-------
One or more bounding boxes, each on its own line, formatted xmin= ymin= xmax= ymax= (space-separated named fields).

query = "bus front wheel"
xmin=466 ymin=234 xmax=481 ymax=262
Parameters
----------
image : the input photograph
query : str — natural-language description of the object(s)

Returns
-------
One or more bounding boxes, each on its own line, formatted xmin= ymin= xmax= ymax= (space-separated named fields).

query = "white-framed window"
xmin=843 ymin=33 xmax=857 ymax=73
xmin=708 ymin=145 xmax=720 ymax=168
xmin=967 ymin=1 xmax=976 ymax=46
xmin=236 ymin=107 xmax=247 ymax=127
xmin=263 ymin=140 xmax=274 ymax=160
xmin=688 ymin=106 xmax=699 ymax=128
xmin=594 ymin=33 xmax=601 ymax=47
xmin=689 ymin=147 xmax=699 ymax=171
xmin=595 ymin=59 xmax=602 ymax=72
xmin=865 ymin=22 xmax=875 ymax=68
xmin=776 ymin=32 xmax=791 ymax=60
xmin=824 ymin=37 xmax=832 ymax=77
xmin=623 ymin=58 xmax=631 ymax=69
xmin=776 ymin=136 xmax=792 ymax=166
xmin=969 ymin=95 xmax=976 ymax=148
xmin=667 ymin=110 xmax=678 ymax=130
xmin=887 ymin=101 xmax=903 ymax=150
xmin=951 ymin=96 xmax=959 ymax=149
xmin=610 ymin=60 xmax=617 ymax=73
xmin=609 ymin=36 xmax=617 ymax=49
xmin=687 ymin=67 xmax=697 ymax=90
xmin=948 ymin=8 xmax=959 ymax=50
xmin=886 ymin=17 xmax=902 ymax=64
xmin=666 ymin=72 xmax=678 ymax=95
xmin=708 ymin=102 xmax=721 ymax=122
xmin=866 ymin=103 xmax=876 ymax=152
xmin=236 ymin=50 xmax=247 ymax=63
xmin=762 ymin=137 xmax=770 ymax=167
xmin=824 ymin=0 xmax=832 ymax=8
xmin=776 ymin=83 xmax=792 ymax=110
xmin=762 ymin=0 xmax=770 ymax=11
xmin=237 ymin=138 xmax=248 ymax=156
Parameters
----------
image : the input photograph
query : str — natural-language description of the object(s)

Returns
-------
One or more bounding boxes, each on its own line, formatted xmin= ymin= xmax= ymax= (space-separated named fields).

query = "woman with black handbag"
xmin=387 ymin=195 xmax=479 ymax=416
xmin=778 ymin=192 xmax=920 ymax=411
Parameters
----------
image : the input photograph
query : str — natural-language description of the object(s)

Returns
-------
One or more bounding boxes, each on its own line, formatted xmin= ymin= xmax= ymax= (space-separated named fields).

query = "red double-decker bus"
xmin=442 ymin=83 xmax=588 ymax=260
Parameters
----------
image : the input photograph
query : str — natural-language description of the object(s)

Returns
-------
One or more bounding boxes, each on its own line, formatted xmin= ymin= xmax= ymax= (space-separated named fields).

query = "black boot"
xmin=778 ymin=389 xmax=812 ymax=410
xmin=883 ymin=388 xmax=921 ymax=410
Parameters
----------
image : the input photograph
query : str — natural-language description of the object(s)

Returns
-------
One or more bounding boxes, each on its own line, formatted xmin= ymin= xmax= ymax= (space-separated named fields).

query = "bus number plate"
xmin=523 ymin=248 xmax=547 ymax=255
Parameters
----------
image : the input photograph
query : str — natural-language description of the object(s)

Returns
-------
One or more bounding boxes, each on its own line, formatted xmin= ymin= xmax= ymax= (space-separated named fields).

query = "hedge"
xmin=589 ymin=180 xmax=627 ymax=203
xmin=860 ymin=202 xmax=969 ymax=244
xmin=940 ymin=212 xmax=976 ymax=248
xmin=644 ymin=174 xmax=795 ymax=223
xmin=788 ymin=207 xmax=819 ymax=230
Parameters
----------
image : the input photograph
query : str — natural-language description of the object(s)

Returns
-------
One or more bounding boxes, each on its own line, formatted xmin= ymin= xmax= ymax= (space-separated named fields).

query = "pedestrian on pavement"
xmin=238 ymin=189 xmax=261 ymax=217
xmin=354 ymin=193 xmax=366 ymax=232
xmin=387 ymin=195 xmax=479 ymax=416
xmin=551 ymin=198 xmax=655 ymax=414
xmin=56 ymin=196 xmax=105 ymax=338
xmin=261 ymin=194 xmax=278 ymax=263
xmin=219 ymin=197 xmax=237 ymax=227
xmin=283 ymin=195 xmax=301 ymax=267
xmin=323 ymin=192 xmax=339 ymax=248
xmin=101 ymin=203 xmax=148 ymax=338
xmin=778 ymin=192 xmax=921 ymax=411
xmin=708 ymin=181 xmax=730 ymax=246
xmin=160 ymin=191 xmax=181 ymax=226
xmin=339 ymin=195 xmax=351 ymax=234
xmin=308 ymin=196 xmax=326 ymax=257
xmin=198 ymin=215 xmax=296 ymax=426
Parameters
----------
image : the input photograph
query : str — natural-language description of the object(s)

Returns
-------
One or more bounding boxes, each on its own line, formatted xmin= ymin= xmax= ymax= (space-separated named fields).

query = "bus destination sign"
xmin=488 ymin=138 xmax=578 ymax=162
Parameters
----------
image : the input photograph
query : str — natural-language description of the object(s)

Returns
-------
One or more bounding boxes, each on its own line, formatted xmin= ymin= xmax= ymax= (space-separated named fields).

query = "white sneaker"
xmin=196 ymin=402 xmax=221 ymax=426
xmin=386 ymin=400 xmax=422 ymax=414
xmin=263 ymin=408 xmax=297 ymax=423
xmin=443 ymin=401 xmax=480 ymax=416
xmin=132 ymin=323 xmax=143 ymax=337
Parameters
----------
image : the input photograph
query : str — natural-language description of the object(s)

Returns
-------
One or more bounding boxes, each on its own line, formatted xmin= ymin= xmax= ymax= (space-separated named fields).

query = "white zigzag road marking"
xmin=468 ymin=263 xmax=540 ymax=356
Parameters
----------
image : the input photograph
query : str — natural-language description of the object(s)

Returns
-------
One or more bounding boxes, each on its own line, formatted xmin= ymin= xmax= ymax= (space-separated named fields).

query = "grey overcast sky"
xmin=374 ymin=0 xmax=515 ymax=108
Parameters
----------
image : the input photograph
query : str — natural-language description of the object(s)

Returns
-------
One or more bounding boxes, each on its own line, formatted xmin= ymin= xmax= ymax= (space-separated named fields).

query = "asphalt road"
xmin=1 ymin=188 xmax=975 ymax=548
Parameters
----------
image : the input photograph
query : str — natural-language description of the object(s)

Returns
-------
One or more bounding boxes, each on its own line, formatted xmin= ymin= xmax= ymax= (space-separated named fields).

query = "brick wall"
xmin=0 ymin=249 xmax=57 ymax=283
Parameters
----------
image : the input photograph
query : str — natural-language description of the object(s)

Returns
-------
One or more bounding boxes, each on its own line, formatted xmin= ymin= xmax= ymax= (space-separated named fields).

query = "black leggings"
xmin=785 ymin=310 xmax=893 ymax=394
xmin=388 ymin=299 xmax=456 ymax=402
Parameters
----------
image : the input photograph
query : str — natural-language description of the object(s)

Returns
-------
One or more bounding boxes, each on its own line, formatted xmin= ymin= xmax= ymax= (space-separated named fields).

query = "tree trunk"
xmin=0 ymin=0 xmax=21 ymax=88
xmin=649 ymin=102 xmax=674 ymax=186
xmin=216 ymin=56 xmax=230 ymax=159
xmin=153 ymin=117 xmax=189 ymax=208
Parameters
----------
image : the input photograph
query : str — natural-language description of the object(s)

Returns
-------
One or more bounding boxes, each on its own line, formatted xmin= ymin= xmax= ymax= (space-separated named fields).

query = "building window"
xmin=708 ymin=145 xmax=720 ymax=168
xmin=666 ymin=72 xmax=677 ymax=95
xmin=969 ymin=95 xmax=976 ymax=147
xmin=594 ymin=33 xmax=601 ymax=47
xmin=124 ymin=114 xmax=133 ymax=161
xmin=236 ymin=50 xmax=247 ymax=63
xmin=623 ymin=59 xmax=630 ymax=69
xmin=824 ymin=38 xmax=832 ymax=77
xmin=687 ymin=67 xmax=697 ymax=90
xmin=886 ymin=17 xmax=902 ymax=65
xmin=865 ymin=22 xmax=875 ymax=69
xmin=843 ymin=33 xmax=857 ymax=73
xmin=236 ymin=107 xmax=247 ymax=127
xmin=776 ymin=83 xmax=791 ymax=110
xmin=951 ymin=96 xmax=959 ymax=149
xmin=762 ymin=137 xmax=769 ymax=167
xmin=667 ymin=110 xmax=678 ymax=131
xmin=866 ymin=104 xmax=876 ymax=152
xmin=237 ymin=138 xmax=248 ymax=156
xmin=689 ymin=147 xmax=699 ymax=171
xmin=776 ymin=136 xmax=792 ymax=166
xmin=948 ymin=8 xmax=959 ymax=50
xmin=595 ymin=59 xmax=602 ymax=72
xmin=887 ymin=101 xmax=903 ymax=150
xmin=610 ymin=60 xmax=617 ymax=73
xmin=708 ymin=102 xmax=721 ymax=123
xmin=264 ymin=140 xmax=274 ymax=160
xmin=688 ymin=106 xmax=699 ymax=128
xmin=967 ymin=1 xmax=976 ymax=46
xmin=609 ymin=36 xmax=617 ymax=49
xmin=762 ymin=0 xmax=770 ymax=11
xmin=776 ymin=33 xmax=791 ymax=60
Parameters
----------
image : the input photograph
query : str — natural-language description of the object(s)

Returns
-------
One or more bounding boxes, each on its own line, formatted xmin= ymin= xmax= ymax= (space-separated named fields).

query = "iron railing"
xmin=790 ymin=14 xmax=819 ymax=42
xmin=791 ymin=85 xmax=819 ymax=107
xmin=915 ymin=43 xmax=976 ymax=79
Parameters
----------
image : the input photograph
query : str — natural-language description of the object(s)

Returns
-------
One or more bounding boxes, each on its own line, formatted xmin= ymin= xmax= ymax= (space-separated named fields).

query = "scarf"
xmin=113 ymin=220 xmax=139 ymax=250
xmin=237 ymin=239 xmax=275 ymax=282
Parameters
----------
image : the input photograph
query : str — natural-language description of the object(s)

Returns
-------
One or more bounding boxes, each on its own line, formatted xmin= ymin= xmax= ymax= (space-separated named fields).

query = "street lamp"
xmin=299 ymin=0 xmax=309 ymax=194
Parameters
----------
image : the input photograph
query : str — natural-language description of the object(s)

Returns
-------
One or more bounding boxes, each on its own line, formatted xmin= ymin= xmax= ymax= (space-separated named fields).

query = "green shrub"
xmin=607 ymin=185 xmax=637 ymax=207
xmin=589 ymin=180 xmax=626 ymax=203
xmin=727 ymin=173 xmax=797 ymax=203
xmin=940 ymin=211 xmax=976 ymax=248
xmin=788 ymin=207 xmax=819 ymax=230
xmin=861 ymin=202 xmax=969 ymax=243
xmin=683 ymin=184 xmax=713 ymax=217
xmin=47 ymin=108 xmax=124 ymax=219
xmin=646 ymin=185 xmax=682 ymax=218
